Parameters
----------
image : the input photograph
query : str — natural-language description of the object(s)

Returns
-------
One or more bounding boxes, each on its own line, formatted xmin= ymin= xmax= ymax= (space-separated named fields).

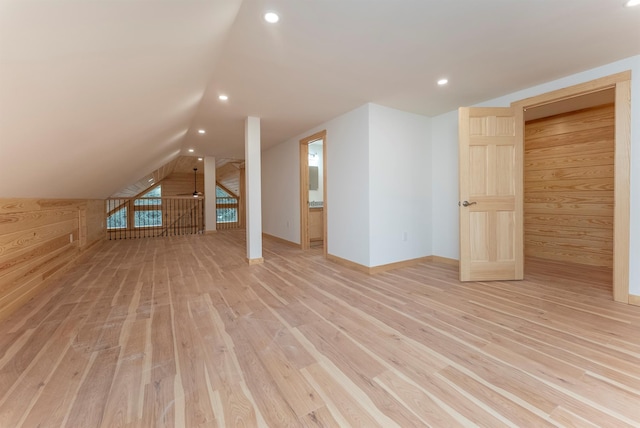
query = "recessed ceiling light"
xmin=198 ymin=129 xmax=205 ymax=134
xmin=437 ymin=78 xmax=449 ymax=86
xmin=625 ymin=0 xmax=640 ymax=6
xmin=264 ymin=12 xmax=279 ymax=23
xmin=148 ymin=178 xmax=154 ymax=182
xmin=198 ymin=157 xmax=203 ymax=161
xmin=218 ymin=94 xmax=228 ymax=101
xmin=188 ymin=149 xmax=194 ymax=153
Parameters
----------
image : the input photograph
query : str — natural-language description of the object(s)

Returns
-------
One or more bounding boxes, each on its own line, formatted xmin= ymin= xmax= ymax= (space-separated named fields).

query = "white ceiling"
xmin=1 ymin=0 xmax=638 ymax=199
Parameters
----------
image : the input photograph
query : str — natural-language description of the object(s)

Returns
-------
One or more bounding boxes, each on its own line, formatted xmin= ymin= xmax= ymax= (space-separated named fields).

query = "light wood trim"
xmin=629 ymin=294 xmax=640 ymax=307
xmin=515 ymin=71 xmax=631 ymax=110
xmin=430 ymin=256 xmax=460 ymax=267
xmin=247 ymin=257 xmax=264 ymax=265
xmin=512 ymin=71 xmax=631 ymax=303
xmin=299 ymin=140 xmax=310 ymax=250
xmin=299 ymin=130 xmax=327 ymax=253
xmin=263 ymin=233 xmax=300 ymax=248
xmin=326 ymin=253 xmax=370 ymax=274
xmin=327 ymin=253 xmax=433 ymax=275
xmin=369 ymin=256 xmax=433 ymax=275
xmin=613 ymin=80 xmax=631 ymax=303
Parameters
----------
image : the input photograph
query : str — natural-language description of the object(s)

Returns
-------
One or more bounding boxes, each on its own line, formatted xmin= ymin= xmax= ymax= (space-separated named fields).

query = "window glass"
xmin=107 ymin=207 xmax=127 ymax=229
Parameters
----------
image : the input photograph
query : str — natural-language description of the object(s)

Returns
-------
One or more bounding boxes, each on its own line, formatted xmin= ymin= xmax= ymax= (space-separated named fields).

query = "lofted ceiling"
xmin=1 ymin=0 xmax=638 ymax=199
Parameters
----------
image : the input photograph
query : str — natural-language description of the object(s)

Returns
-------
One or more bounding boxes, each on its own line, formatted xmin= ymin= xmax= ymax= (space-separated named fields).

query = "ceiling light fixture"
xmin=437 ymin=78 xmax=449 ymax=86
xmin=188 ymin=148 xmax=194 ymax=153
xmin=264 ymin=12 xmax=279 ymax=23
xmin=198 ymin=157 xmax=203 ymax=161
xmin=218 ymin=94 xmax=228 ymax=101
xmin=198 ymin=129 xmax=205 ymax=134
xmin=148 ymin=178 xmax=154 ymax=182
xmin=624 ymin=0 xmax=640 ymax=6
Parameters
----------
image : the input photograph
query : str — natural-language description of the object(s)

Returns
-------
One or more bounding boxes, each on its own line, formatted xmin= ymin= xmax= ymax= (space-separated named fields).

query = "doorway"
xmin=512 ymin=71 xmax=631 ymax=303
xmin=299 ymin=130 xmax=327 ymax=254
xmin=458 ymin=71 xmax=631 ymax=302
xmin=523 ymin=91 xmax=614 ymax=270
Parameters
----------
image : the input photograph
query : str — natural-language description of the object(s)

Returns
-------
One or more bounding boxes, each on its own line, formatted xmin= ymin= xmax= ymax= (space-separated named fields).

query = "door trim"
xmin=299 ymin=130 xmax=327 ymax=255
xmin=511 ymin=71 xmax=631 ymax=303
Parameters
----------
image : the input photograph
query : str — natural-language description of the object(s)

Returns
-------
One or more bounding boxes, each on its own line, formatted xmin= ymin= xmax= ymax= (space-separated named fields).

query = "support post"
xmin=204 ymin=156 xmax=217 ymax=234
xmin=245 ymin=116 xmax=263 ymax=264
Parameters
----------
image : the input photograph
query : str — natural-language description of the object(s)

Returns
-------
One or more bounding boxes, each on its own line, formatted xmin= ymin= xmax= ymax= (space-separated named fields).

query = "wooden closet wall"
xmin=0 ymin=199 xmax=105 ymax=320
xmin=524 ymin=103 xmax=614 ymax=268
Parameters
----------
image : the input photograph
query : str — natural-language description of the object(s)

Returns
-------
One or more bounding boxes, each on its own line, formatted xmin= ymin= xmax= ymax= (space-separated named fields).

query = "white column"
xmin=204 ymin=156 xmax=217 ymax=234
xmin=245 ymin=116 xmax=263 ymax=264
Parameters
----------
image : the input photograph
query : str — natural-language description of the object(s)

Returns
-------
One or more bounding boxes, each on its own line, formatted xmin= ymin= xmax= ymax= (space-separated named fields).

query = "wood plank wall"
xmin=524 ymin=104 xmax=614 ymax=267
xmin=161 ymin=172 xmax=205 ymax=197
xmin=0 ymin=199 xmax=105 ymax=320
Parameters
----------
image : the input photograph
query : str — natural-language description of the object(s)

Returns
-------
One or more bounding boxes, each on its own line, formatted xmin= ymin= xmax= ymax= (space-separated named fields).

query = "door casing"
xmin=511 ymin=71 xmax=631 ymax=303
xmin=459 ymin=71 xmax=631 ymax=302
xmin=299 ymin=130 xmax=327 ymax=255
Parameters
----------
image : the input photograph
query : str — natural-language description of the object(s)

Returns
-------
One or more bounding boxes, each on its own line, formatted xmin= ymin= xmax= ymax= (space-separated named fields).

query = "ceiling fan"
xmin=178 ymin=168 xmax=203 ymax=197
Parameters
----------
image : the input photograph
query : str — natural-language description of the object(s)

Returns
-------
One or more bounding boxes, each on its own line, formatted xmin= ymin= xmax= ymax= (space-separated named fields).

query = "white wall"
xmin=262 ymin=104 xmax=371 ymax=267
xmin=369 ymin=104 xmax=432 ymax=266
xmin=262 ymin=135 xmax=300 ymax=243
xmin=430 ymin=55 xmax=640 ymax=296
xmin=262 ymin=103 xmax=433 ymax=268
xmin=431 ymin=110 xmax=459 ymax=260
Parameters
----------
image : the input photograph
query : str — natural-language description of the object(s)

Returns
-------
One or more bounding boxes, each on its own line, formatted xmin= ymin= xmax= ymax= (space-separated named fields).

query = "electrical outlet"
xmin=69 ymin=233 xmax=73 ymax=243
xmin=402 ymin=232 xmax=408 ymax=242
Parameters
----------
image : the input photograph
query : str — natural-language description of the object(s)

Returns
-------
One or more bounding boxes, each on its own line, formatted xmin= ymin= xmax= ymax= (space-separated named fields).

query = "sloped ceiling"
xmin=0 ymin=0 xmax=638 ymax=199
xmin=0 ymin=0 xmax=242 ymax=199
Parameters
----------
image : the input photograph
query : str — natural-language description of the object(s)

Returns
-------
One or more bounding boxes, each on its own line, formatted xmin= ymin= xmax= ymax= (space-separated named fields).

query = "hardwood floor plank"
xmin=303 ymin=405 xmax=341 ymax=427
xmin=301 ymin=363 xmax=390 ymax=427
xmin=0 ymin=302 xmax=75 ymax=395
xmin=373 ymin=369 xmax=467 ymax=427
xmin=65 ymin=347 xmax=120 ymax=428
xmin=172 ymin=300 xmax=216 ymax=426
xmin=141 ymin=376 xmax=176 ymax=428
xmin=100 ymin=318 xmax=148 ymax=427
xmin=0 ymin=231 xmax=638 ymax=427
xmin=228 ymin=326 xmax=301 ymax=427
xmin=298 ymin=321 xmax=425 ymax=427
xmin=150 ymin=304 xmax=176 ymax=381
xmin=438 ymin=365 xmax=556 ymax=426
xmin=20 ymin=345 xmax=91 ymax=428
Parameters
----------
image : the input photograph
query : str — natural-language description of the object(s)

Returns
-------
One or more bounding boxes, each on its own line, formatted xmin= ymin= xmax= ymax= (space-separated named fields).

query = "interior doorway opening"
xmin=299 ymin=130 xmax=327 ymax=254
xmin=523 ymin=89 xmax=615 ymax=291
xmin=512 ymin=71 xmax=630 ymax=303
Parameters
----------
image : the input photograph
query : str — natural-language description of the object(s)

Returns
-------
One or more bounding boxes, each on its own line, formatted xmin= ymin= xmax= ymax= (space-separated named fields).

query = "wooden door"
xmin=459 ymin=107 xmax=523 ymax=281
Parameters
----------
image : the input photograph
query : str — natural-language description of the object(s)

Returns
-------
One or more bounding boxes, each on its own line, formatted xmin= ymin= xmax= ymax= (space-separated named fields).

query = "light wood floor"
xmin=1 ymin=231 xmax=639 ymax=427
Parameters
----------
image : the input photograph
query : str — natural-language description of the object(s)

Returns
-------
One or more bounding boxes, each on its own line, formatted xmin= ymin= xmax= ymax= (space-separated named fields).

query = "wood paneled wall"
xmin=0 ymin=199 xmax=105 ymax=320
xmin=524 ymin=104 xmax=614 ymax=267
xmin=161 ymin=172 xmax=205 ymax=197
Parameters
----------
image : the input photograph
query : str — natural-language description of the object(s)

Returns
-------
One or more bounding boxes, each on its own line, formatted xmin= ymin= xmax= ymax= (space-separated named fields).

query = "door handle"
xmin=461 ymin=201 xmax=477 ymax=207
